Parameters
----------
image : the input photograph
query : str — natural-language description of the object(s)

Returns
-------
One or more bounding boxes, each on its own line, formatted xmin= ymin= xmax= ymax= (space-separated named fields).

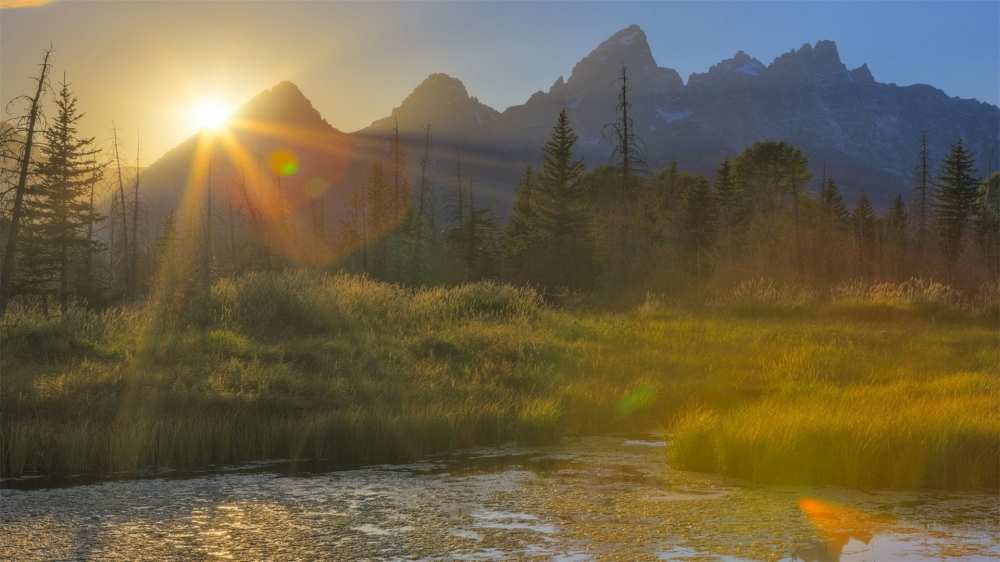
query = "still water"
xmin=2 ymin=435 xmax=997 ymax=561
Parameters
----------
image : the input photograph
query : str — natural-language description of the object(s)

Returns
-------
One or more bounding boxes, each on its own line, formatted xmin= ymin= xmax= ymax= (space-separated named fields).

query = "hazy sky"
xmin=2 ymin=1 xmax=998 ymax=165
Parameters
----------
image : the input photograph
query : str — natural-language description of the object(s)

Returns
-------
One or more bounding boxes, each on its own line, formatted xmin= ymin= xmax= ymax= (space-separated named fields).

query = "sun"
xmin=194 ymin=103 xmax=230 ymax=130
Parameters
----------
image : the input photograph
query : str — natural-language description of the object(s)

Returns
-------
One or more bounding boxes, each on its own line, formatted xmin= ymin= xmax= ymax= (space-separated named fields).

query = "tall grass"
xmin=2 ymin=272 xmax=996 ymax=488
xmin=668 ymin=379 xmax=999 ymax=488
xmin=1 ymin=273 xmax=558 ymax=476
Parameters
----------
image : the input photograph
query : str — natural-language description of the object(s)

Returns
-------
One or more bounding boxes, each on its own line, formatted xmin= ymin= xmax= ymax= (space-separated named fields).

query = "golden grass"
xmin=2 ymin=273 xmax=996 ymax=488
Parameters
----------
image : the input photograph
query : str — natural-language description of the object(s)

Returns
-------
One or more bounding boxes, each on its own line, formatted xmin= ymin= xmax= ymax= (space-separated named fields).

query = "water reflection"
xmin=2 ymin=435 xmax=997 ymax=561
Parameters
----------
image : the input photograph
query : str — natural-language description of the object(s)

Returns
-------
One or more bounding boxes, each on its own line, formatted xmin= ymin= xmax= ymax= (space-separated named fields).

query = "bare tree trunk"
xmin=111 ymin=124 xmax=130 ymax=299
xmin=131 ymin=132 xmax=140 ymax=297
xmin=0 ymin=48 xmax=52 ymax=316
xmin=412 ymin=124 xmax=432 ymax=283
xmin=203 ymin=155 xmax=212 ymax=291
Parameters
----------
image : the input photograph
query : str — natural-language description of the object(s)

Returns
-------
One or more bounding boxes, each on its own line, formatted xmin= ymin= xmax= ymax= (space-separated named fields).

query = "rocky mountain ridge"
xmin=139 ymin=25 xmax=999 ymax=221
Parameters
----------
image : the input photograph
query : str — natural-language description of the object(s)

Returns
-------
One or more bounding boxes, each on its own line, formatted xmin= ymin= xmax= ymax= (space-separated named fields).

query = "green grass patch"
xmin=2 ymin=272 xmax=996 ymax=489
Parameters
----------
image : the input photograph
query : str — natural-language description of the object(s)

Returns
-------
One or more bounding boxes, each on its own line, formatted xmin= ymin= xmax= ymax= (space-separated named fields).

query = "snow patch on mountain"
xmin=736 ymin=60 xmax=763 ymax=76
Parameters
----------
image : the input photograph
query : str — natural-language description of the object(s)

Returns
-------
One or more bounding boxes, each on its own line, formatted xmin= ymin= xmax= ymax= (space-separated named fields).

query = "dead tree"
xmin=603 ymin=64 xmax=649 ymax=202
xmin=1 ymin=47 xmax=52 ymax=316
xmin=130 ymin=131 xmax=140 ymax=297
xmin=111 ymin=123 xmax=130 ymax=299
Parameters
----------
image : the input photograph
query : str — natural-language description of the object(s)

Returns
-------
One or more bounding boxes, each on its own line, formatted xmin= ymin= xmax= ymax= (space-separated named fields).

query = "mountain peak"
xmin=849 ymin=63 xmax=875 ymax=84
xmin=601 ymin=24 xmax=646 ymax=49
xmin=586 ymin=25 xmax=654 ymax=65
xmin=234 ymin=81 xmax=333 ymax=129
xmin=407 ymin=73 xmax=470 ymax=102
xmin=766 ymin=40 xmax=849 ymax=83
xmin=567 ymin=25 xmax=667 ymax=95
xmin=371 ymin=73 xmax=499 ymax=136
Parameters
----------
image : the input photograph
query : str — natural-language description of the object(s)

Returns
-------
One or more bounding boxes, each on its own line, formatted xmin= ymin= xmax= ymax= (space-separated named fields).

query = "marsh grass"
xmin=2 ymin=273 xmax=996 ymax=488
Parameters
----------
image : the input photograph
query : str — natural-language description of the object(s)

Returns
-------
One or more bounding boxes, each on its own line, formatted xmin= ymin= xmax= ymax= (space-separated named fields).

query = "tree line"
xmin=2 ymin=54 xmax=997 ymax=318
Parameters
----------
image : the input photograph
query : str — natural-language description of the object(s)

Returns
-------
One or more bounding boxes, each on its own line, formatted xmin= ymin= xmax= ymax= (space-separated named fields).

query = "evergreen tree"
xmin=20 ymin=77 xmax=103 ymax=315
xmin=713 ymin=158 xmax=738 ymax=261
xmin=912 ymin=131 xmax=933 ymax=272
xmin=681 ymin=174 xmax=718 ymax=277
xmin=819 ymin=176 xmax=850 ymax=229
xmin=411 ymin=124 xmax=434 ymax=284
xmin=886 ymin=193 xmax=908 ymax=241
xmin=885 ymin=193 xmax=909 ymax=278
xmin=852 ymin=189 xmax=876 ymax=269
xmin=365 ymin=162 xmax=390 ymax=277
xmin=813 ymin=175 xmax=850 ymax=279
xmin=504 ymin=165 xmax=543 ymax=282
xmin=935 ymin=137 xmax=979 ymax=265
xmin=531 ymin=109 xmax=595 ymax=288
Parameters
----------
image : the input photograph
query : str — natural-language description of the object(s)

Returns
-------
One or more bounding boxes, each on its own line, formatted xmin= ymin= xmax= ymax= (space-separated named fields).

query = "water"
xmin=2 ymin=435 xmax=997 ymax=561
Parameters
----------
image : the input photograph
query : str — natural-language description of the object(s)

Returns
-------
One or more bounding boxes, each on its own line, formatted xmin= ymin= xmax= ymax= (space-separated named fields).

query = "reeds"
xmin=668 ymin=379 xmax=999 ymax=488
xmin=2 ymin=273 xmax=996 ymax=488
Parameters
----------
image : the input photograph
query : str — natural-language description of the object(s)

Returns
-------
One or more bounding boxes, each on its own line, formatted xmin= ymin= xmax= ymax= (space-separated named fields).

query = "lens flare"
xmin=797 ymin=498 xmax=895 ymax=559
xmin=304 ymin=177 xmax=330 ymax=198
xmin=616 ymin=384 xmax=656 ymax=417
xmin=269 ymin=150 xmax=299 ymax=177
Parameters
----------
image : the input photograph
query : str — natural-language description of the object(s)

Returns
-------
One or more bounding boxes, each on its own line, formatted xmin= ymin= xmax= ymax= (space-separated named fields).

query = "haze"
xmin=1 ymin=0 xmax=998 ymax=166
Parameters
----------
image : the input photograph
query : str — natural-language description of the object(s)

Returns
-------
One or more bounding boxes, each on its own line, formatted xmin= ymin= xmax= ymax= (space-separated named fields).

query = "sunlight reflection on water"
xmin=1 ymin=435 xmax=997 ymax=561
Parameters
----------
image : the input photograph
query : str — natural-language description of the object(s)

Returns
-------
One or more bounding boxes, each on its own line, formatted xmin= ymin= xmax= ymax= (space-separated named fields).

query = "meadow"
xmin=1 ymin=273 xmax=997 ymax=489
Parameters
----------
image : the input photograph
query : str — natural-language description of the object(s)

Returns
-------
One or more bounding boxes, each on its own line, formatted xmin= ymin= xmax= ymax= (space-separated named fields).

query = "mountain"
xmin=356 ymin=25 xmax=997 ymax=208
xmin=140 ymin=25 xmax=999 ymax=228
xmin=139 ymin=81 xmax=355 ymax=227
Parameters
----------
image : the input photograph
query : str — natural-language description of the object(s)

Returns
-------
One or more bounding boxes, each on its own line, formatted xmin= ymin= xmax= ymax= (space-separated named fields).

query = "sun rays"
xmin=170 ymin=113 xmax=356 ymax=268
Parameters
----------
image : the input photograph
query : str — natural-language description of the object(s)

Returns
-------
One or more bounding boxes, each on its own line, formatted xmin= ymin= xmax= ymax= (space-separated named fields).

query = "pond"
xmin=2 ymin=435 xmax=997 ymax=561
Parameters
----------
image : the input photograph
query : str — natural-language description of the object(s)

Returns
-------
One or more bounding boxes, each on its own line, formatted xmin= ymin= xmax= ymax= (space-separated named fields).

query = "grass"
xmin=2 ymin=272 xmax=997 ymax=489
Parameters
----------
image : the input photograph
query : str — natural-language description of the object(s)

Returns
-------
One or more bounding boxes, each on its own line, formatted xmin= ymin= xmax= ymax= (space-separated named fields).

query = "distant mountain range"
xmin=140 ymin=25 xmax=999 ymax=224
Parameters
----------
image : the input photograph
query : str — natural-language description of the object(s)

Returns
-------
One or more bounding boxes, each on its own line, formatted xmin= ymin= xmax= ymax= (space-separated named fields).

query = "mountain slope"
xmin=139 ymin=81 xmax=356 ymax=226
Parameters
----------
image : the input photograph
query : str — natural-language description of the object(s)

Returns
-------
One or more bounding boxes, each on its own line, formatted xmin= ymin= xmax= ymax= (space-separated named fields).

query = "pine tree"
xmin=21 ymin=77 xmax=103 ymax=315
xmin=365 ymin=161 xmax=390 ymax=277
xmin=819 ymin=176 xmax=850 ymax=229
xmin=852 ymin=189 xmax=876 ymax=270
xmin=442 ymin=165 xmax=500 ymax=282
xmin=531 ymin=109 xmax=595 ymax=288
xmin=681 ymin=174 xmax=718 ymax=277
xmin=503 ymin=165 xmax=542 ymax=281
xmin=885 ymin=193 xmax=909 ymax=278
xmin=887 ymin=193 xmax=908 ymax=237
xmin=912 ymin=131 xmax=933 ymax=272
xmin=506 ymin=165 xmax=538 ymax=246
xmin=935 ymin=137 xmax=979 ymax=265
xmin=411 ymin=124 xmax=434 ymax=284
xmin=535 ymin=110 xmax=588 ymax=237
xmin=713 ymin=158 xmax=738 ymax=261
xmin=814 ymin=175 xmax=850 ymax=279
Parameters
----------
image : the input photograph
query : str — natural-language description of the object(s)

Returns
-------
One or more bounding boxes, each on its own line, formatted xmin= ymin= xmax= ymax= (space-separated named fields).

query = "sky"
xmin=2 ymin=1 xmax=998 ymax=166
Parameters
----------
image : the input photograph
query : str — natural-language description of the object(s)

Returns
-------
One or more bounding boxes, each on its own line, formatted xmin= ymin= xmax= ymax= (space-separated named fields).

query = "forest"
xmin=1 ymin=56 xmax=997 ymax=488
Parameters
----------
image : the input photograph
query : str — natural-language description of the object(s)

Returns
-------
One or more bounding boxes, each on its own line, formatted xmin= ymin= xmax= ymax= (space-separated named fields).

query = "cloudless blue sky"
xmin=2 ymin=1 xmax=997 ymax=164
